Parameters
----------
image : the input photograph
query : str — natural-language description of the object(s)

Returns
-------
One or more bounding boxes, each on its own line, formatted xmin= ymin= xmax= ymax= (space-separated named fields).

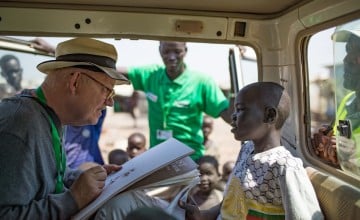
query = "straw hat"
xmin=37 ymin=38 xmax=130 ymax=85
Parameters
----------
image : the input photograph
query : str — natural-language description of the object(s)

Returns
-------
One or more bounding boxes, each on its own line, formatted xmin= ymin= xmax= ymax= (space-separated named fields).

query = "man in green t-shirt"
xmin=118 ymin=41 xmax=233 ymax=161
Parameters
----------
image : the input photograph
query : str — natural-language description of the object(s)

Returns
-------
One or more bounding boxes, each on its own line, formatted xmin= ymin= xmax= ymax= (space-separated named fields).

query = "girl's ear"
xmin=263 ymin=106 xmax=277 ymax=123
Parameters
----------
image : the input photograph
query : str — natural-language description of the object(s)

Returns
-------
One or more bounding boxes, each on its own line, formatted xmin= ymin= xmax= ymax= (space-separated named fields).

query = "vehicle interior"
xmin=0 ymin=0 xmax=359 ymax=219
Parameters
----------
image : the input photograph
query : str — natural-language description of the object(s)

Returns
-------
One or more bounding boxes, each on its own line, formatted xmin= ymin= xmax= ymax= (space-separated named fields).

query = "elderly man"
xmin=0 ymin=38 xmax=129 ymax=219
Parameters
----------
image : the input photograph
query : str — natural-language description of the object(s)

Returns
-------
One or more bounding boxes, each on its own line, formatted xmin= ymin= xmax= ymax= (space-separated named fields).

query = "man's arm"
xmin=0 ymin=132 xmax=120 ymax=219
xmin=311 ymin=126 xmax=338 ymax=166
xmin=30 ymin=38 xmax=56 ymax=55
xmin=220 ymin=96 xmax=235 ymax=124
xmin=0 ymin=133 xmax=79 ymax=219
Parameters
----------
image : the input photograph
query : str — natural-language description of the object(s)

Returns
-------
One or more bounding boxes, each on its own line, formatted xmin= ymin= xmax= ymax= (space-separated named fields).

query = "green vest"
xmin=336 ymin=91 xmax=360 ymax=174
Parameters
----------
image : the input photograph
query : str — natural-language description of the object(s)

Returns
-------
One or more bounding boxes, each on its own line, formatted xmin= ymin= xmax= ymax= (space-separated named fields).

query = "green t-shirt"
xmin=128 ymin=64 xmax=229 ymax=161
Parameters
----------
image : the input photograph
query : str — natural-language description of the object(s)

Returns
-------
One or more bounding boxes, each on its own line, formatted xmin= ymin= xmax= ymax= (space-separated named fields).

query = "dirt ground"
xmin=99 ymin=109 xmax=240 ymax=171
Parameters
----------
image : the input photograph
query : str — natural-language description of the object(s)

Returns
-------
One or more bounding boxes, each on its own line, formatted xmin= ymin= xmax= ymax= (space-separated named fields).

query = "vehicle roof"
xmin=1 ymin=0 xmax=310 ymax=17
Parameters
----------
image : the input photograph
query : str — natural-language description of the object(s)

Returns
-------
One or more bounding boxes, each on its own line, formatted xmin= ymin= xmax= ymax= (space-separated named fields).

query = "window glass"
xmin=333 ymin=19 xmax=360 ymax=177
xmin=308 ymin=18 xmax=360 ymax=178
xmin=1 ymin=37 xmax=257 ymax=95
xmin=0 ymin=36 xmax=258 ymax=167
xmin=308 ymin=28 xmax=336 ymax=133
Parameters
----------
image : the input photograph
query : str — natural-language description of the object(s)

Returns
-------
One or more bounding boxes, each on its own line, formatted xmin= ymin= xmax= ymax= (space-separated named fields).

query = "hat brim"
xmin=37 ymin=60 xmax=130 ymax=85
xmin=332 ymin=30 xmax=360 ymax=42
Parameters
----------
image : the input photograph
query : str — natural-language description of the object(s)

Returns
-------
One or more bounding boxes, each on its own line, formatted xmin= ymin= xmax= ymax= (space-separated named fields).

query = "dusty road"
xmin=99 ymin=109 xmax=241 ymax=171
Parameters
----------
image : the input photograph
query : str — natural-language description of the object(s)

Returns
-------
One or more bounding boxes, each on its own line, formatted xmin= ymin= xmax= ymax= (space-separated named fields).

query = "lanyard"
xmin=161 ymin=86 xmax=179 ymax=130
xmin=35 ymin=87 xmax=66 ymax=193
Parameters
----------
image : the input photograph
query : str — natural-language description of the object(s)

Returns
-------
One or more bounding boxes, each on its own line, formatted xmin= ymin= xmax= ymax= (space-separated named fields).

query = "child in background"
xmin=108 ymin=149 xmax=130 ymax=165
xmin=189 ymin=155 xmax=223 ymax=210
xmin=180 ymin=82 xmax=323 ymax=219
xmin=108 ymin=132 xmax=147 ymax=165
xmin=202 ymin=115 xmax=220 ymax=160
xmin=202 ymin=115 xmax=215 ymax=149
xmin=126 ymin=132 xmax=147 ymax=159
xmin=216 ymin=160 xmax=235 ymax=191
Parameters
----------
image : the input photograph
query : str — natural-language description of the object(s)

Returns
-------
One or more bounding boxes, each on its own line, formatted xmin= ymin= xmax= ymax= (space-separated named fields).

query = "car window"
xmin=0 ymin=36 xmax=258 ymax=166
xmin=308 ymin=18 xmax=360 ymax=178
xmin=0 ymin=37 xmax=258 ymax=95
xmin=308 ymin=28 xmax=336 ymax=134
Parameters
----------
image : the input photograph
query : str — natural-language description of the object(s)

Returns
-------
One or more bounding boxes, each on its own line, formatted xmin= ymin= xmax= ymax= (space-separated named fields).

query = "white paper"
xmin=72 ymin=138 xmax=195 ymax=220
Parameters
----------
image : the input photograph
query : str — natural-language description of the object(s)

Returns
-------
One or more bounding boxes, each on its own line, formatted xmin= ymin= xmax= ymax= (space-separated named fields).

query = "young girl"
xmin=190 ymin=155 xmax=223 ymax=210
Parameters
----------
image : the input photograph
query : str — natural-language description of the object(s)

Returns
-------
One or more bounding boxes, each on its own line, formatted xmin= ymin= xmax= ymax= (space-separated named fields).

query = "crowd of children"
xmin=108 ymin=132 xmax=147 ymax=165
xmin=72 ymin=112 xmax=236 ymax=213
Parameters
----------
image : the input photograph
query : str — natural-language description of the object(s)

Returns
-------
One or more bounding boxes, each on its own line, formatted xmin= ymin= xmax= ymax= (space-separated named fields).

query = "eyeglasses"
xmin=81 ymin=72 xmax=115 ymax=100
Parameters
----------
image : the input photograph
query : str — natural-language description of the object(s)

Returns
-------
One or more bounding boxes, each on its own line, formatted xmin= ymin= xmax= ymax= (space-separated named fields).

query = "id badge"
xmin=157 ymin=129 xmax=173 ymax=140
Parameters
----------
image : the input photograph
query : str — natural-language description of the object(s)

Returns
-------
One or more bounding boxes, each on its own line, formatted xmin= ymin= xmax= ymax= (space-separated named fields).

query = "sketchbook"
xmin=72 ymin=138 xmax=199 ymax=220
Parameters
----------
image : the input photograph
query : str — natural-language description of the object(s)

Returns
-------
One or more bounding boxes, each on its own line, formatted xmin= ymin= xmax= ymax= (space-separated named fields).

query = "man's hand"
xmin=311 ymin=125 xmax=339 ymax=166
xmin=178 ymin=198 xmax=202 ymax=220
xmin=102 ymin=164 xmax=121 ymax=174
xmin=70 ymin=165 xmax=107 ymax=209
xmin=30 ymin=38 xmax=56 ymax=55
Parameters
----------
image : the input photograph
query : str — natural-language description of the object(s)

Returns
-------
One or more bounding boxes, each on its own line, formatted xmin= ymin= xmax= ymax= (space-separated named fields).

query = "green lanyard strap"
xmin=35 ymin=87 xmax=66 ymax=193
